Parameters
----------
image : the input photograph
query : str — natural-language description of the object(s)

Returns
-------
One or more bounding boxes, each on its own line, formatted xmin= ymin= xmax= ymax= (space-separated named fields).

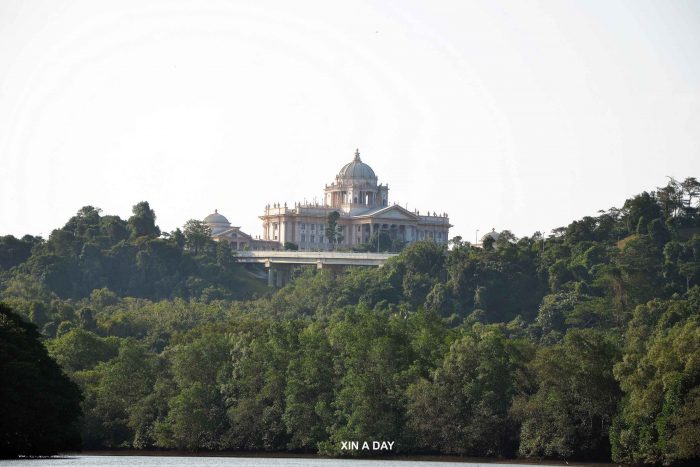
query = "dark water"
xmin=0 ymin=455 xmax=583 ymax=466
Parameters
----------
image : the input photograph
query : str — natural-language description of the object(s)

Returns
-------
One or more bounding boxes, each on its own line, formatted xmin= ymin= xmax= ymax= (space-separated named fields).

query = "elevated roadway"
xmin=235 ymin=250 xmax=397 ymax=286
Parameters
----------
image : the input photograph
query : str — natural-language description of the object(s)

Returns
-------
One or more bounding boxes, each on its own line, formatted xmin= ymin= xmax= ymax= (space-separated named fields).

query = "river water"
xmin=0 ymin=455 xmax=593 ymax=466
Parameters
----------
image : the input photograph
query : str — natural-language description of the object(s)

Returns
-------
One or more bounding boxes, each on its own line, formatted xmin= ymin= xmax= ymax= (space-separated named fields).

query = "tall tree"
xmin=183 ymin=219 xmax=213 ymax=255
xmin=128 ymin=201 xmax=160 ymax=239
xmin=325 ymin=211 xmax=343 ymax=249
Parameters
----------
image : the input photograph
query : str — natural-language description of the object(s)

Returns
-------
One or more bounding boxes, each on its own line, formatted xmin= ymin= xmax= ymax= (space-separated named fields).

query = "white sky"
xmin=1 ymin=0 xmax=699 ymax=242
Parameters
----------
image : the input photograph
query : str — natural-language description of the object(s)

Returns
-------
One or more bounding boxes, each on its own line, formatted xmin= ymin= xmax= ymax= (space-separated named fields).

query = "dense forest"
xmin=1 ymin=178 xmax=699 ymax=464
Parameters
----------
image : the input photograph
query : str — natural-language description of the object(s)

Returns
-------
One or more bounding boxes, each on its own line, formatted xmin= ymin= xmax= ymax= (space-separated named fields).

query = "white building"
xmin=203 ymin=210 xmax=279 ymax=251
xmin=259 ymin=150 xmax=451 ymax=250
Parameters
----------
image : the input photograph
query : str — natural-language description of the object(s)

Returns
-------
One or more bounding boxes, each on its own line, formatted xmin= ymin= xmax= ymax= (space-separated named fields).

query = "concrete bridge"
xmin=236 ymin=250 xmax=397 ymax=287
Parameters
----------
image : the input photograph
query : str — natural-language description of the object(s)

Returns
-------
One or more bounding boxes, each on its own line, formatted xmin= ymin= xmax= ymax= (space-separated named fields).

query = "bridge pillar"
xmin=276 ymin=266 xmax=284 ymax=287
xmin=267 ymin=264 xmax=292 ymax=288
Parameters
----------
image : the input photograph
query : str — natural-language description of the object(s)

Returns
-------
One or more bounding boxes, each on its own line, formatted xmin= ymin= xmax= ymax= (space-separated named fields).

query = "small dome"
xmin=203 ymin=209 xmax=230 ymax=226
xmin=481 ymin=228 xmax=500 ymax=243
xmin=338 ymin=149 xmax=376 ymax=181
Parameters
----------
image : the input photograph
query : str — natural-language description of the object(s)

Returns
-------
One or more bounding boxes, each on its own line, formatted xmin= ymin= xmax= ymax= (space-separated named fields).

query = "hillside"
xmin=1 ymin=177 xmax=699 ymax=464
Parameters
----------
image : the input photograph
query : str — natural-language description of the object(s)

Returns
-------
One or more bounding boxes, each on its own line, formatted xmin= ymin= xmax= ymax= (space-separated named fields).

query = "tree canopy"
xmin=1 ymin=176 xmax=699 ymax=463
xmin=0 ymin=303 xmax=83 ymax=458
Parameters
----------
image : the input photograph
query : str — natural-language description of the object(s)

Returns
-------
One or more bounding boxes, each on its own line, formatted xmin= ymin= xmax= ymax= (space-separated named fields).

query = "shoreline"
xmin=62 ymin=450 xmax=621 ymax=466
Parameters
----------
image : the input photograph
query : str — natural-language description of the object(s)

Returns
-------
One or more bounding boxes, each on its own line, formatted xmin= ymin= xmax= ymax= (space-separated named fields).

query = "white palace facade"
xmin=257 ymin=150 xmax=451 ymax=251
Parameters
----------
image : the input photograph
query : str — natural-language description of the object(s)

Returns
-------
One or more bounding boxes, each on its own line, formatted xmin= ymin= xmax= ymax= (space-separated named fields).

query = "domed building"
xmin=259 ymin=149 xmax=451 ymax=250
xmin=203 ymin=210 xmax=232 ymax=235
xmin=324 ymin=149 xmax=388 ymax=215
xmin=204 ymin=209 xmax=279 ymax=251
xmin=481 ymin=228 xmax=501 ymax=243
xmin=474 ymin=228 xmax=512 ymax=249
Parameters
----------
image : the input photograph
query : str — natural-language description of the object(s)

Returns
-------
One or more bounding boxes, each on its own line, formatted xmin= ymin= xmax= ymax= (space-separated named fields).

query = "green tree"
xmin=531 ymin=292 xmax=582 ymax=343
xmin=647 ymin=218 xmax=670 ymax=246
xmin=159 ymin=382 xmax=225 ymax=450
xmin=323 ymin=306 xmax=414 ymax=455
xmin=367 ymin=231 xmax=392 ymax=252
xmin=0 ymin=303 xmax=83 ymax=458
xmin=514 ymin=329 xmax=621 ymax=460
xmin=46 ymin=328 xmax=119 ymax=373
xmin=81 ymin=339 xmax=160 ymax=448
xmin=611 ymin=288 xmax=700 ymax=465
xmin=283 ymin=323 xmax=334 ymax=451
xmin=325 ymin=211 xmax=343 ymax=248
xmin=617 ymin=236 xmax=664 ymax=307
xmin=225 ymin=321 xmax=297 ymax=450
xmin=406 ymin=325 xmax=527 ymax=457
xmin=183 ymin=219 xmax=213 ymax=255
xmin=0 ymin=235 xmax=40 ymax=270
xmin=623 ymin=192 xmax=661 ymax=234
xmin=156 ymin=332 xmax=232 ymax=450
xmin=128 ymin=201 xmax=160 ymax=239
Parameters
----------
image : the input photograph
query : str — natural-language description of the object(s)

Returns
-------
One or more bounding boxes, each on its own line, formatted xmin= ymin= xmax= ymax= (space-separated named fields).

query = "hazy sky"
xmin=1 ymin=0 xmax=699 ymax=242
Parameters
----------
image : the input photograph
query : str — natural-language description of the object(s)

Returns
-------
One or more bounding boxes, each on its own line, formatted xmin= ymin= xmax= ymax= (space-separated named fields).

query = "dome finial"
xmin=354 ymin=148 xmax=361 ymax=162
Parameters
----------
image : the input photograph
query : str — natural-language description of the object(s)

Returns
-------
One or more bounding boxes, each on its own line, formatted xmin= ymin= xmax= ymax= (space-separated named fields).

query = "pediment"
xmin=356 ymin=205 xmax=419 ymax=221
xmin=215 ymin=227 xmax=252 ymax=240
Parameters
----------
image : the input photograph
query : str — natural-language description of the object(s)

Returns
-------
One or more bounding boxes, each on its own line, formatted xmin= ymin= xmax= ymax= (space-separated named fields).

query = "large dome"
xmin=338 ymin=149 xmax=376 ymax=181
xmin=203 ymin=210 xmax=230 ymax=226
xmin=481 ymin=228 xmax=500 ymax=243
xmin=204 ymin=210 xmax=232 ymax=235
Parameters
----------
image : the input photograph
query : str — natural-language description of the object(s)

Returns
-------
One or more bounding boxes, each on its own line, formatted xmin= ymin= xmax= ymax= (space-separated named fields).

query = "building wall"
xmin=259 ymin=209 xmax=450 ymax=251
